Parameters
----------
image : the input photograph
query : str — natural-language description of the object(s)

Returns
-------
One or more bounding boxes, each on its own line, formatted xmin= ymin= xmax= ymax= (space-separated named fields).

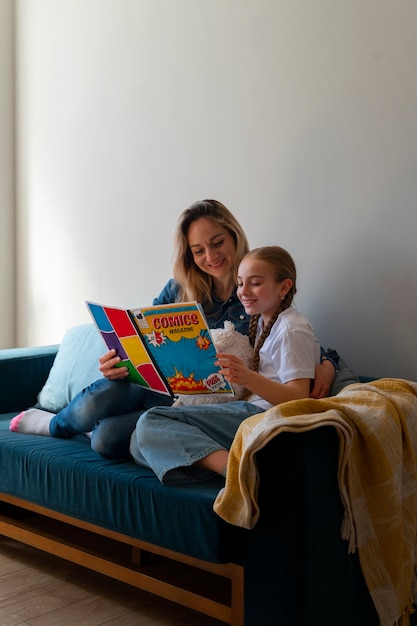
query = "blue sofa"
xmin=0 ymin=326 xmax=381 ymax=625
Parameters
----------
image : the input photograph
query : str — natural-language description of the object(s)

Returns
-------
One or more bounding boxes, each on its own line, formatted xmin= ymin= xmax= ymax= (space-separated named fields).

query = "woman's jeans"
xmin=49 ymin=378 xmax=172 ymax=459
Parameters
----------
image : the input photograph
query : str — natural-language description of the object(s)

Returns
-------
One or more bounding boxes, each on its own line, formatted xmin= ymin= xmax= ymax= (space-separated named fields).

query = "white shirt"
xmin=249 ymin=306 xmax=320 ymax=410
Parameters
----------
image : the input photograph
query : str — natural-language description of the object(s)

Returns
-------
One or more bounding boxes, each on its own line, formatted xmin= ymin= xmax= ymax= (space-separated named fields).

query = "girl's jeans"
xmin=130 ymin=401 xmax=265 ymax=484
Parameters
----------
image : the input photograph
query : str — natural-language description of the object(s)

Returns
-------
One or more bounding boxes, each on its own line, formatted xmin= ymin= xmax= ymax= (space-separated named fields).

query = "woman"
xmin=11 ymin=200 xmax=336 ymax=457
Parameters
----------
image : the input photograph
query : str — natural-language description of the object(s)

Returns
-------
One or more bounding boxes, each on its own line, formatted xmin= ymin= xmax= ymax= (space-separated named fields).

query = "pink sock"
xmin=9 ymin=408 xmax=54 ymax=436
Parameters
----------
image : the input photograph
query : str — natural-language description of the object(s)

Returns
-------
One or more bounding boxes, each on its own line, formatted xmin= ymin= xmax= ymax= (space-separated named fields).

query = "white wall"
xmin=0 ymin=0 xmax=15 ymax=348
xmin=15 ymin=0 xmax=417 ymax=380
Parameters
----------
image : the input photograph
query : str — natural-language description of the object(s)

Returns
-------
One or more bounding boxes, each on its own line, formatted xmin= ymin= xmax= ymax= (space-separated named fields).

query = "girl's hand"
xmin=215 ymin=352 xmax=251 ymax=387
xmin=99 ymin=349 xmax=129 ymax=380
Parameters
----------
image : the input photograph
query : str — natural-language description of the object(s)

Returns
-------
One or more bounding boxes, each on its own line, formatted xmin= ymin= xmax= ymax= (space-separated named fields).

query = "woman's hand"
xmin=310 ymin=360 xmax=336 ymax=399
xmin=99 ymin=349 xmax=128 ymax=380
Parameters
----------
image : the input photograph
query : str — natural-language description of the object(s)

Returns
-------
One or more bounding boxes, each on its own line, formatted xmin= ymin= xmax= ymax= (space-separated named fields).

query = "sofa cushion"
xmin=0 ymin=345 xmax=58 ymax=413
xmin=36 ymin=324 xmax=104 ymax=413
xmin=0 ymin=413 xmax=242 ymax=563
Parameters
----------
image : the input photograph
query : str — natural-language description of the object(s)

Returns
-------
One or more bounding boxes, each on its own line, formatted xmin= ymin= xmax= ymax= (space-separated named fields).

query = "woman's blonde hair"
xmin=172 ymin=199 xmax=250 ymax=306
xmin=245 ymin=246 xmax=297 ymax=372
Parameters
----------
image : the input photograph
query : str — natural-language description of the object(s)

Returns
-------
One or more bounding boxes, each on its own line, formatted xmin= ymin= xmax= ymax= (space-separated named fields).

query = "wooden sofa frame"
xmin=0 ymin=492 xmax=244 ymax=625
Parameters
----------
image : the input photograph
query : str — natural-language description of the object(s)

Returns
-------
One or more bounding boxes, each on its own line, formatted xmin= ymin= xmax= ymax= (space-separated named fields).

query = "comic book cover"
xmin=86 ymin=301 xmax=234 ymax=398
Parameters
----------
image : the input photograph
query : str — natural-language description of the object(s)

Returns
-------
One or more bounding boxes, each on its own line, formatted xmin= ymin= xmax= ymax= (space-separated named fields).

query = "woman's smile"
xmin=208 ymin=258 xmax=225 ymax=269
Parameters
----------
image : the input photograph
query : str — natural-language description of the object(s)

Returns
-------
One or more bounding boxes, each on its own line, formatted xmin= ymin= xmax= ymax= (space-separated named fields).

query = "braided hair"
xmin=245 ymin=246 xmax=297 ymax=373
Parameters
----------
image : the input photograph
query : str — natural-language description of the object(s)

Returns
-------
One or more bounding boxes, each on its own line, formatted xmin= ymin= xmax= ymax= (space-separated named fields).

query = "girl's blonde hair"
xmin=245 ymin=246 xmax=297 ymax=372
xmin=172 ymin=199 xmax=250 ymax=306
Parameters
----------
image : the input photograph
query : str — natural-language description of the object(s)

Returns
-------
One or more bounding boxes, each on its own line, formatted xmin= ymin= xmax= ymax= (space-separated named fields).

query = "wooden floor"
xmin=0 ymin=536 xmax=225 ymax=626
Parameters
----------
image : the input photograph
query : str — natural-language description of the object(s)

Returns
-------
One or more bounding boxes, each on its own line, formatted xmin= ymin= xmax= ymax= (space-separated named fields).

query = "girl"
xmin=129 ymin=246 xmax=320 ymax=483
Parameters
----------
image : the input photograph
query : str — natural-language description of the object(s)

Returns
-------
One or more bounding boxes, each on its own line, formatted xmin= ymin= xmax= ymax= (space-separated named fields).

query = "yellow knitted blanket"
xmin=214 ymin=378 xmax=417 ymax=626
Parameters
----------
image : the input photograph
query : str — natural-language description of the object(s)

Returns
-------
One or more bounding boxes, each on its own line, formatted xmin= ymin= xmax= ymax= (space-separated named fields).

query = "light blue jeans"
xmin=48 ymin=378 xmax=173 ymax=459
xmin=129 ymin=401 xmax=265 ymax=484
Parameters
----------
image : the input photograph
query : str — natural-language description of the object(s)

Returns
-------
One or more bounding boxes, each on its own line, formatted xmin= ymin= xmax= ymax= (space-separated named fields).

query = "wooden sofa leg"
xmin=230 ymin=566 xmax=244 ymax=626
xmin=131 ymin=546 xmax=151 ymax=566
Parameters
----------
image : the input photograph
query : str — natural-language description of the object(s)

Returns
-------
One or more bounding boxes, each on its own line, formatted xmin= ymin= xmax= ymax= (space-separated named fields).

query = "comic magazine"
xmin=86 ymin=301 xmax=234 ymax=398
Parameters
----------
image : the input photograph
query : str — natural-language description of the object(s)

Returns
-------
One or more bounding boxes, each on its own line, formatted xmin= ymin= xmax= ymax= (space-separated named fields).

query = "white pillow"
xmin=36 ymin=324 xmax=104 ymax=413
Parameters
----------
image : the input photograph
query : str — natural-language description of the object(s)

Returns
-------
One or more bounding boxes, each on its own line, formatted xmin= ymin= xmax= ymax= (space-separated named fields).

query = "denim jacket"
xmin=153 ymin=279 xmax=250 ymax=335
